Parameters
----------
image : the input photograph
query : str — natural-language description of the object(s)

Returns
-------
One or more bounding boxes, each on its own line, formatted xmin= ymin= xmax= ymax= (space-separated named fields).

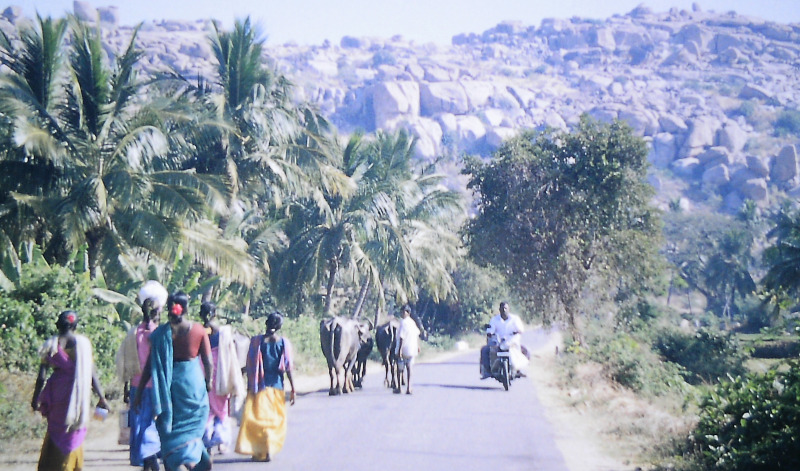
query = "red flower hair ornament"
xmin=66 ymin=313 xmax=76 ymax=323
xmin=170 ymin=304 xmax=184 ymax=316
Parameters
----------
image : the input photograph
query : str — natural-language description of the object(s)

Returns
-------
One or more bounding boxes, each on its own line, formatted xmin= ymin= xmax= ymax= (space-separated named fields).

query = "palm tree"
xmin=704 ymin=229 xmax=756 ymax=320
xmin=0 ymin=17 xmax=254 ymax=287
xmin=353 ymin=131 xmax=464 ymax=322
xmin=167 ymin=17 xmax=348 ymax=205
xmin=161 ymin=18 xmax=351 ymax=283
xmin=763 ymin=207 xmax=800 ymax=297
xmin=273 ymin=129 xmax=463 ymax=320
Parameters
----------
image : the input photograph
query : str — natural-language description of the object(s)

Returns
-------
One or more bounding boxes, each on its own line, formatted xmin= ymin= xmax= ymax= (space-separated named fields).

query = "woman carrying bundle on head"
xmin=235 ymin=312 xmax=296 ymax=463
xmin=117 ymin=281 xmax=168 ymax=471
xmin=135 ymin=292 xmax=213 ymax=471
xmin=31 ymin=310 xmax=109 ymax=471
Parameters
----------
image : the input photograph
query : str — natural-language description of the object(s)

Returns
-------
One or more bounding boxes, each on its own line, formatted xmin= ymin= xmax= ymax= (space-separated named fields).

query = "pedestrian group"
xmin=30 ymin=280 xmax=296 ymax=471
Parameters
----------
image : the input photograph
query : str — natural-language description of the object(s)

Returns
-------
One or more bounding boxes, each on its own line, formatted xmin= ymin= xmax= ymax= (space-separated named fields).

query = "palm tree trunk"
xmin=351 ymin=277 xmax=370 ymax=319
xmin=373 ymin=302 xmax=382 ymax=329
xmin=323 ymin=260 xmax=338 ymax=317
xmin=86 ymin=230 xmax=102 ymax=279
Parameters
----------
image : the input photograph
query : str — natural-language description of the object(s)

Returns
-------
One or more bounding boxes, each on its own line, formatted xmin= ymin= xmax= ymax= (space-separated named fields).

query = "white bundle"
xmin=137 ymin=280 xmax=168 ymax=309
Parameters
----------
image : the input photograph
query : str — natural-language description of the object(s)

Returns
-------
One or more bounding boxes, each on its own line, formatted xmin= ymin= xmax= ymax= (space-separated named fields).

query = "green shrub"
xmin=239 ymin=314 xmax=326 ymax=374
xmin=654 ymin=328 xmax=748 ymax=384
xmin=691 ymin=363 xmax=800 ymax=470
xmin=587 ymin=330 xmax=688 ymax=396
xmin=0 ymin=262 xmax=124 ymax=384
xmin=774 ymin=109 xmax=800 ymax=136
xmin=730 ymin=101 xmax=756 ymax=119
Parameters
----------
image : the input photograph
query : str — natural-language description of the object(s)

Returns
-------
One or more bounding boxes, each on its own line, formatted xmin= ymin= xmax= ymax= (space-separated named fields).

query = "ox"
xmin=352 ymin=336 xmax=374 ymax=389
xmin=376 ymin=318 xmax=401 ymax=389
xmin=320 ymin=316 xmax=371 ymax=395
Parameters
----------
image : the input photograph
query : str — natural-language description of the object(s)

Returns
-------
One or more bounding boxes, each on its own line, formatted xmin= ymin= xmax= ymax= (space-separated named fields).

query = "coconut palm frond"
xmin=109 ymin=125 xmax=168 ymax=172
xmin=113 ymin=208 xmax=181 ymax=260
xmin=179 ymin=222 xmax=255 ymax=287
xmin=68 ymin=19 xmax=111 ymax=138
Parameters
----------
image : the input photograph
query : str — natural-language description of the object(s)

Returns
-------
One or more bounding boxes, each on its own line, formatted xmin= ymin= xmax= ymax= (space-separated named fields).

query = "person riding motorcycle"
xmin=480 ymin=302 xmax=529 ymax=379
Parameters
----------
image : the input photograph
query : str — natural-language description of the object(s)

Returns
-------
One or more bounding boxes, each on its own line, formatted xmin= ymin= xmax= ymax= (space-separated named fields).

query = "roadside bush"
xmin=654 ymin=328 xmax=748 ymax=384
xmin=691 ymin=363 xmax=800 ymax=470
xmin=239 ymin=313 xmax=326 ymax=374
xmin=587 ymin=330 xmax=688 ymax=396
xmin=0 ymin=262 xmax=124 ymax=384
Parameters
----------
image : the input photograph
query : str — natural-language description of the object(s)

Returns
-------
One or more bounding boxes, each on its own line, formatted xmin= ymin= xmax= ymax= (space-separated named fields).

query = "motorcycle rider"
xmin=480 ymin=302 xmax=527 ymax=379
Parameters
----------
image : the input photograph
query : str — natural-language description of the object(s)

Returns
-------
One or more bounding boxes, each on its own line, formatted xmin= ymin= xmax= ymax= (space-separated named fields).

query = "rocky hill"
xmin=3 ymin=2 xmax=800 ymax=212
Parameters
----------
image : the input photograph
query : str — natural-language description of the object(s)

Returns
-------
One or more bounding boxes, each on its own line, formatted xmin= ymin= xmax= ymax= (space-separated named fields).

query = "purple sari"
xmin=39 ymin=346 xmax=88 ymax=455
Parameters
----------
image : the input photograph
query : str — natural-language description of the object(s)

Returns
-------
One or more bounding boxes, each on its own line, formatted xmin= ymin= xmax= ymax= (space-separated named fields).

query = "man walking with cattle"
xmin=394 ymin=305 xmax=421 ymax=395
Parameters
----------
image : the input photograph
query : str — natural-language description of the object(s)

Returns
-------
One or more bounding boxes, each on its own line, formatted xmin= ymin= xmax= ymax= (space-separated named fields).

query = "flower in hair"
xmin=66 ymin=313 xmax=76 ymax=323
xmin=171 ymin=304 xmax=184 ymax=316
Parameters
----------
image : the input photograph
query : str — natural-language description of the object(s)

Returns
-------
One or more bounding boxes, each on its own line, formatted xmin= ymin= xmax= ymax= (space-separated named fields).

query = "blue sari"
xmin=149 ymin=324 xmax=210 ymax=471
xmin=128 ymin=385 xmax=160 ymax=466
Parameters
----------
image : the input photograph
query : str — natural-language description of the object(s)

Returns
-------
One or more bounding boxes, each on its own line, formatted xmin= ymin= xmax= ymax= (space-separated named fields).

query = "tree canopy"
xmin=463 ymin=117 xmax=662 ymax=337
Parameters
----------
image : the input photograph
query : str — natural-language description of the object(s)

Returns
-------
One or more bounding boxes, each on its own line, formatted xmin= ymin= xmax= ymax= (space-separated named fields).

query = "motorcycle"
xmin=484 ymin=329 xmax=522 ymax=391
xmin=490 ymin=335 xmax=514 ymax=390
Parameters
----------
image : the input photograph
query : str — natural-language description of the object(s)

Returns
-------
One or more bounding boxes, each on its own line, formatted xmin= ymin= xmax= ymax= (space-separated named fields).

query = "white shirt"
xmin=396 ymin=316 xmax=420 ymax=358
xmin=488 ymin=313 xmax=525 ymax=347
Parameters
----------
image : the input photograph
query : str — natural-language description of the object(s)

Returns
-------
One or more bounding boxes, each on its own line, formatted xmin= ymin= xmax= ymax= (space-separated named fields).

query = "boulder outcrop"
xmin=18 ymin=2 xmax=800 ymax=215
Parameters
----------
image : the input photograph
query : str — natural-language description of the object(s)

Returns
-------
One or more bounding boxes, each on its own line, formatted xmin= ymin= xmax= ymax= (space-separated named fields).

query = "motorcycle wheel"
xmin=501 ymin=360 xmax=510 ymax=391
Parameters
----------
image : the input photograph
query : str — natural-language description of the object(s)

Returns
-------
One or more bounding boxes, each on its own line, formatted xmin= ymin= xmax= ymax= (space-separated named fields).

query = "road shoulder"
xmin=526 ymin=329 xmax=638 ymax=471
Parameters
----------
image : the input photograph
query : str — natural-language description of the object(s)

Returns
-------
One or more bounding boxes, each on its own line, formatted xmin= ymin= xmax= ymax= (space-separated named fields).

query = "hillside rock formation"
xmin=3 ymin=2 xmax=800 ymax=211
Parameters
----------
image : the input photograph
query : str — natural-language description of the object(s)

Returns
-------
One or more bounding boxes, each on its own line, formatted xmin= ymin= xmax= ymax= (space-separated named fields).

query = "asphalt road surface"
xmin=212 ymin=328 xmax=569 ymax=471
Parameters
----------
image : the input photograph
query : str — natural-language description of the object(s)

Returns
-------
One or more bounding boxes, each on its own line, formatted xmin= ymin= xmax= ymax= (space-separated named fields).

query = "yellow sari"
xmin=235 ymin=387 xmax=287 ymax=460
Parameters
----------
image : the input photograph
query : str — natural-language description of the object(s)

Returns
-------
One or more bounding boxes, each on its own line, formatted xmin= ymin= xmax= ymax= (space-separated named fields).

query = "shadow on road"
xmin=415 ymin=382 xmax=500 ymax=391
xmin=298 ymin=388 xmax=330 ymax=396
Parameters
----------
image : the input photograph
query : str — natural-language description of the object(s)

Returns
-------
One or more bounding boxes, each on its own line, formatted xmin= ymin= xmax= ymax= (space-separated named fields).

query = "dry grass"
xmin=528 ymin=331 xmax=697 ymax=471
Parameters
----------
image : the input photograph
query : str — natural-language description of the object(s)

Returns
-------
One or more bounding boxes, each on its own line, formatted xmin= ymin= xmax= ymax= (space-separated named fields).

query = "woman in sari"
xmin=117 ymin=281 xmax=167 ymax=470
xmin=31 ymin=310 xmax=109 ymax=471
xmin=235 ymin=312 xmax=296 ymax=462
xmin=200 ymin=302 xmax=244 ymax=455
xmin=135 ymin=292 xmax=213 ymax=471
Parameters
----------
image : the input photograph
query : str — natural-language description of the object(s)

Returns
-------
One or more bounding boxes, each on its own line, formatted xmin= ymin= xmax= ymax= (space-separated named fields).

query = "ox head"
xmin=357 ymin=319 xmax=373 ymax=342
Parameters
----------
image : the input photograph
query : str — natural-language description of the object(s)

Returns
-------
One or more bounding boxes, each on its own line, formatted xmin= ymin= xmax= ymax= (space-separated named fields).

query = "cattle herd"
xmin=320 ymin=315 xmax=426 ymax=396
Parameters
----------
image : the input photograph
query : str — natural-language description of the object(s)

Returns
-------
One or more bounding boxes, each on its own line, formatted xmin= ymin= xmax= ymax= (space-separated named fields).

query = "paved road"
xmin=213 ymin=329 xmax=569 ymax=471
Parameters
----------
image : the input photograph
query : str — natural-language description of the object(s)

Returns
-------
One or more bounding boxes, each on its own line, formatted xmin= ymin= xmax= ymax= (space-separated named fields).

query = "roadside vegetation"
xmin=0 ymin=14 xmax=798 ymax=471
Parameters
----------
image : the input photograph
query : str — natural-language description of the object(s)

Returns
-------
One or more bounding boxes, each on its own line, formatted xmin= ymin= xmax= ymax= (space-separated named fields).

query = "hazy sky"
xmin=17 ymin=0 xmax=800 ymax=45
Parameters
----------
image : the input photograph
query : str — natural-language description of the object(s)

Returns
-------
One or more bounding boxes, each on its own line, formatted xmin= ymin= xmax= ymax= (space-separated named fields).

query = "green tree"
xmin=273 ymin=130 xmax=463 ymax=319
xmin=464 ymin=117 xmax=662 ymax=339
xmin=350 ymin=131 xmax=463 ymax=322
xmin=762 ymin=206 xmax=800 ymax=297
xmin=0 ymin=17 xmax=254 ymax=288
xmin=665 ymin=211 xmax=757 ymax=321
xmin=704 ymin=229 xmax=756 ymax=320
xmin=158 ymin=18 xmax=350 ymax=308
